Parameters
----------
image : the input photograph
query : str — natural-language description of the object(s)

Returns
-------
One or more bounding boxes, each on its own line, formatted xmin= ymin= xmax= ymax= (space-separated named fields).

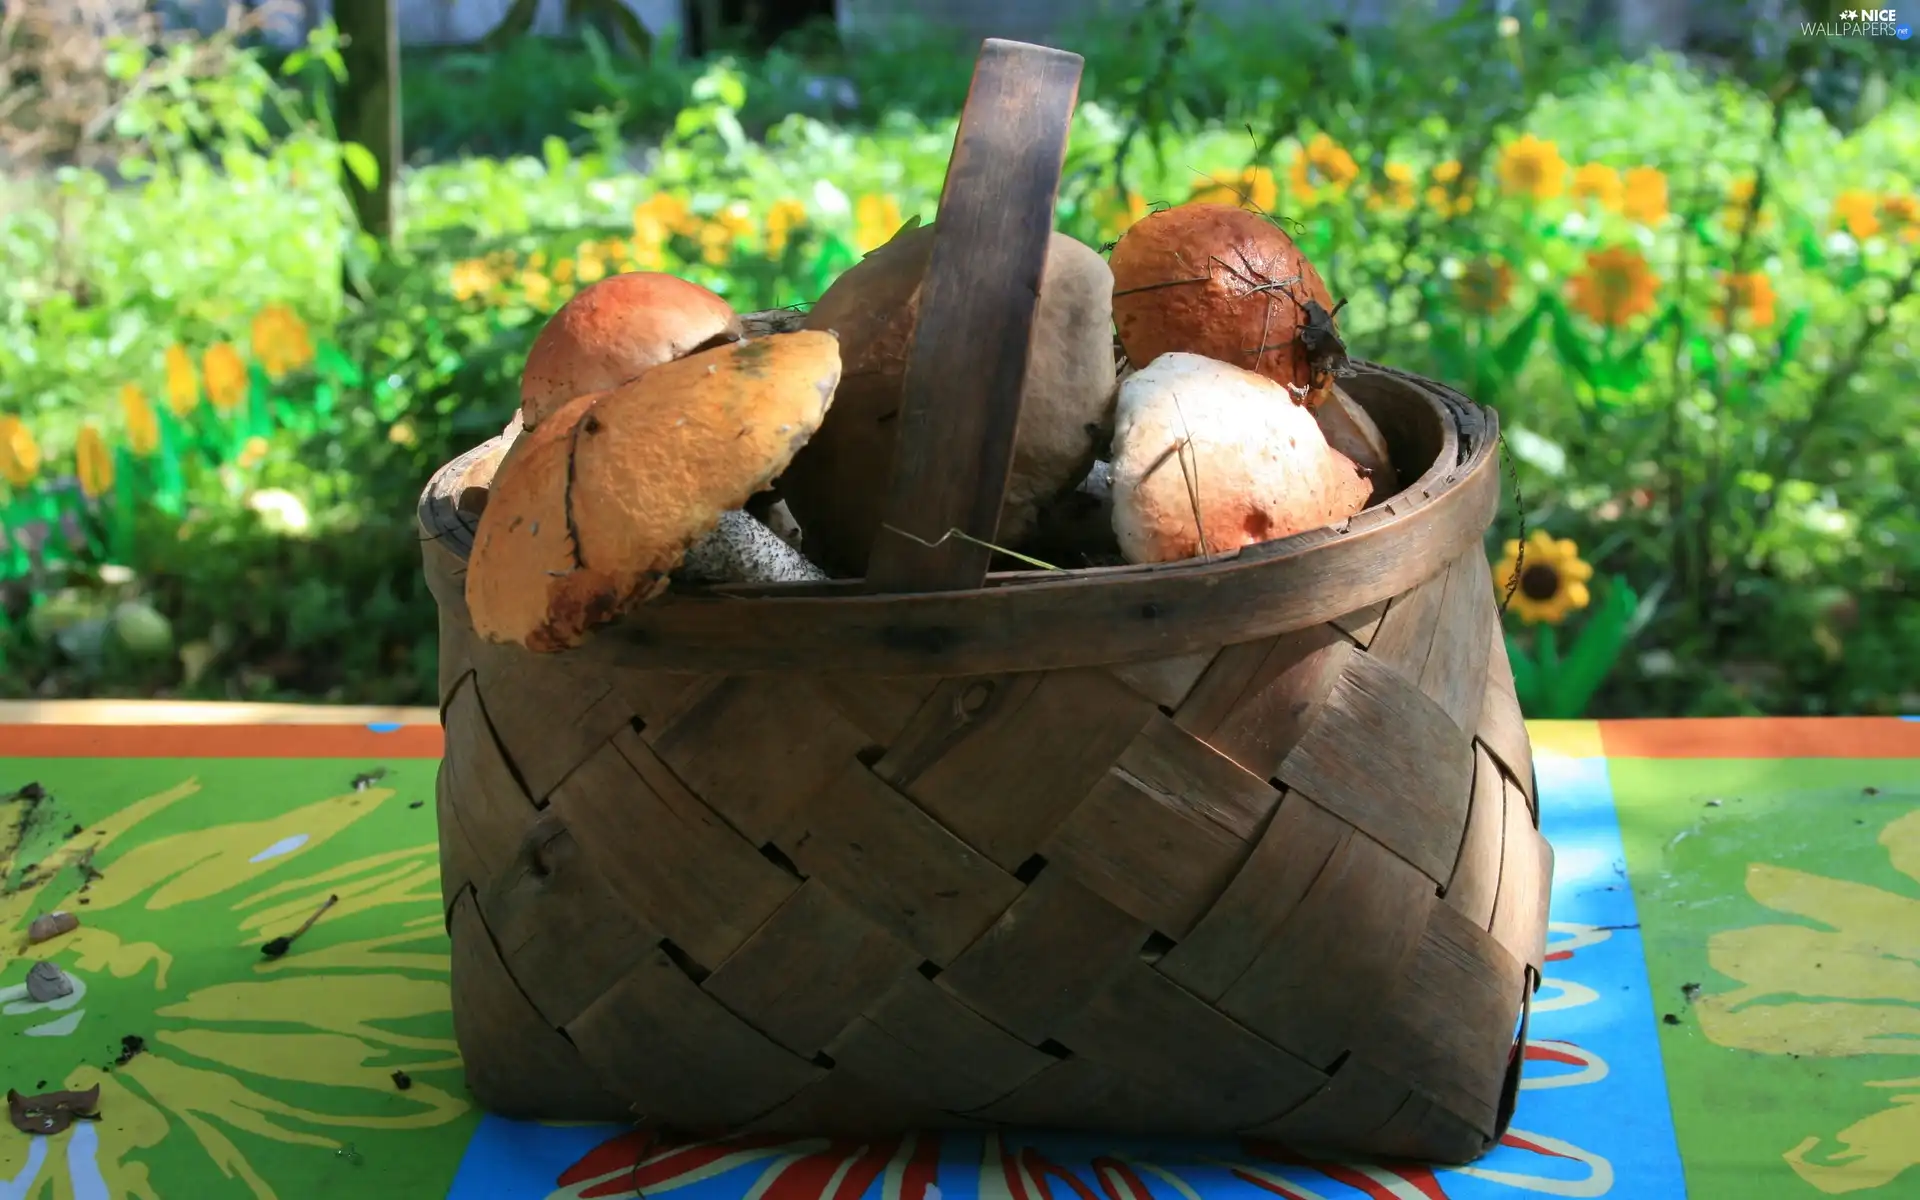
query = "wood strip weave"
xmin=424 ymin=371 xmax=1549 ymax=1164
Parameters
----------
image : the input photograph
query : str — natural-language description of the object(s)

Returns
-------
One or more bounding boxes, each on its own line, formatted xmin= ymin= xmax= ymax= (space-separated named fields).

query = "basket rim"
xmin=420 ymin=359 xmax=1502 ymax=675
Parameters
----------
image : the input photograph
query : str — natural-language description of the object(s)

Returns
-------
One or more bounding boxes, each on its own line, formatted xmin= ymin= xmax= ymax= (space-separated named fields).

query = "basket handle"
xmin=862 ymin=38 xmax=1084 ymax=595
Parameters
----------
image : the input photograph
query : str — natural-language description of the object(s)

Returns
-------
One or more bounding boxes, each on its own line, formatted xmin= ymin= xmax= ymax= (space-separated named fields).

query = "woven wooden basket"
xmin=418 ymin=39 xmax=1549 ymax=1166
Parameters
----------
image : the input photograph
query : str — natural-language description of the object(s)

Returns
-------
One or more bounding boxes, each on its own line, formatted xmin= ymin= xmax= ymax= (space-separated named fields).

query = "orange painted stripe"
xmin=0 ymin=723 xmax=445 ymax=759
xmin=1599 ymin=717 xmax=1920 ymax=759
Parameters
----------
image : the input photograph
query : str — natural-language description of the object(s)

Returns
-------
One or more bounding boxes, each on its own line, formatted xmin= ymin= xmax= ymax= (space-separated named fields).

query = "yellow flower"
xmin=519 ymin=269 xmax=554 ymax=310
xmin=634 ymin=191 xmax=699 ymax=238
xmin=1498 ymin=134 xmax=1568 ymax=201
xmin=201 ymin=342 xmax=247 ymax=414
xmin=853 ymin=193 xmax=905 ymax=252
xmin=551 ymin=256 xmax=577 ymax=286
xmin=0 ymin=774 xmax=467 ymax=1197
xmin=1723 ymin=177 xmax=1774 ymax=236
xmin=1456 ymin=257 xmax=1515 ymax=315
xmin=1832 ymin=189 xmax=1881 ymax=240
xmin=1426 ymin=160 xmax=1477 ymax=217
xmin=0 ymin=414 xmax=40 ymax=488
xmin=1567 ymin=244 xmax=1660 ymax=328
xmin=235 ymin=435 xmax=270 ymax=470
xmin=1491 ymin=530 xmax=1594 ymax=625
xmin=249 ymin=304 xmax=315 ymax=380
xmin=1713 ymin=270 xmax=1777 ymax=328
xmin=74 ymin=423 xmax=114 ymax=499
xmin=1288 ymin=134 xmax=1360 ymax=203
xmin=1367 ymin=161 xmax=1417 ymax=210
xmin=1570 ymin=162 xmax=1623 ymax=211
xmin=120 ymin=383 xmax=160 ymax=457
xmin=1095 ymin=189 xmax=1151 ymax=238
xmin=576 ymin=248 xmax=607 ymax=284
xmin=1880 ymin=193 xmax=1920 ymax=242
xmin=449 ymin=258 xmax=498 ymax=303
xmin=764 ymin=197 xmax=809 ymax=255
xmin=388 ymin=420 xmax=418 ymax=447
xmin=164 ymin=344 xmax=199 ymax=418
xmin=1622 ymin=167 xmax=1671 ymax=225
xmin=1694 ymin=808 xmax=1920 ymax=1194
xmin=1191 ymin=165 xmax=1280 ymax=213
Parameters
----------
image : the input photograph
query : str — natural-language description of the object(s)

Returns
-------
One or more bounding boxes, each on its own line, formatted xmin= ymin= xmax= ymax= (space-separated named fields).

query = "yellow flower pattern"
xmin=1696 ymin=808 xmax=1920 ymax=1194
xmin=0 ymin=413 xmax=39 ymax=488
xmin=202 ymin=343 xmax=248 ymax=414
xmin=75 ymin=423 xmax=114 ymax=499
xmin=0 ymin=772 xmax=469 ymax=1198
xmin=121 ymin=383 xmax=161 ymax=457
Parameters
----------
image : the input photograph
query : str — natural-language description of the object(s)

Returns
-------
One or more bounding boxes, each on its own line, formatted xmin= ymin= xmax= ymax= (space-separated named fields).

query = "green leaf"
xmin=1492 ymin=297 xmax=1548 ymax=377
xmin=341 ymin=142 xmax=380 ymax=191
xmin=1544 ymin=578 xmax=1640 ymax=719
xmin=1547 ymin=301 xmax=1594 ymax=387
xmin=542 ymin=135 xmax=572 ymax=176
xmin=315 ymin=341 xmax=363 ymax=388
xmin=1505 ymin=632 xmax=1542 ymax=712
xmin=1764 ymin=307 xmax=1811 ymax=384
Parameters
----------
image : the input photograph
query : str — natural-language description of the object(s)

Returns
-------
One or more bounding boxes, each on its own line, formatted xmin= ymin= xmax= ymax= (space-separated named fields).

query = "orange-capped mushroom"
xmin=468 ymin=331 xmax=842 ymax=651
xmin=1110 ymin=202 xmax=1339 ymax=403
xmin=519 ymin=272 xmax=742 ymax=429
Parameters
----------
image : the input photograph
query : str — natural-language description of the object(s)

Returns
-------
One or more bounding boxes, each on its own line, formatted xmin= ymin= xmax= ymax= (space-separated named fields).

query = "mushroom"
xmin=1110 ymin=202 xmax=1339 ymax=405
xmin=1108 ymin=353 xmax=1371 ymax=565
xmin=518 ymin=272 xmax=742 ymax=430
xmin=778 ymin=223 xmax=1118 ymax=576
xmin=466 ymin=331 xmax=842 ymax=652
xmin=1314 ymin=382 xmax=1400 ymax=501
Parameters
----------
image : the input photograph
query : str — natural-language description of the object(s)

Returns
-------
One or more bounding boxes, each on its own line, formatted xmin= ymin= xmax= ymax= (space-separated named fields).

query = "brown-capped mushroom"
xmin=519 ymin=272 xmax=742 ymax=430
xmin=778 ymin=224 xmax=1118 ymax=576
xmin=1110 ymin=203 xmax=1339 ymax=404
xmin=466 ymin=332 xmax=842 ymax=651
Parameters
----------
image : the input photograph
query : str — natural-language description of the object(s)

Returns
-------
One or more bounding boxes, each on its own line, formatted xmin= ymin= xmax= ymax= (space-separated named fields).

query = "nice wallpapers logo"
xmin=1806 ymin=8 xmax=1912 ymax=36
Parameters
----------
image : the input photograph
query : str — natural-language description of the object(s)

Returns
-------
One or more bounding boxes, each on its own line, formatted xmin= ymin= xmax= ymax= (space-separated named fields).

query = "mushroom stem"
xmin=677 ymin=509 xmax=829 ymax=586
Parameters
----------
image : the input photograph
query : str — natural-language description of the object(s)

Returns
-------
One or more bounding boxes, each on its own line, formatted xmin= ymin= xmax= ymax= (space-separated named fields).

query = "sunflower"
xmin=1492 ymin=530 xmax=1593 ymax=625
xmin=1722 ymin=177 xmax=1774 ymax=236
xmin=1567 ymin=245 xmax=1660 ymax=328
xmin=764 ymin=197 xmax=809 ymax=255
xmin=201 ymin=343 xmax=248 ymax=414
xmin=1880 ymin=193 xmax=1920 ymax=242
xmin=0 ymin=770 xmax=470 ymax=1196
xmin=1712 ymin=270 xmax=1777 ymax=328
xmin=1 ymin=414 xmax=40 ymax=488
xmin=1288 ymin=134 xmax=1360 ymax=204
xmin=1694 ymin=808 xmax=1920 ymax=1193
xmin=1622 ymin=167 xmax=1670 ymax=225
xmin=853 ymin=193 xmax=905 ymax=253
xmin=163 ymin=344 xmax=199 ymax=418
xmin=120 ymin=384 xmax=160 ymax=457
xmin=1426 ymin=159 xmax=1477 ymax=217
xmin=1456 ymin=257 xmax=1515 ymax=315
xmin=1366 ymin=161 xmax=1417 ymax=211
xmin=1832 ymin=189 xmax=1881 ymax=240
xmin=1497 ymin=134 xmax=1568 ymax=201
xmin=1569 ymin=163 xmax=1623 ymax=211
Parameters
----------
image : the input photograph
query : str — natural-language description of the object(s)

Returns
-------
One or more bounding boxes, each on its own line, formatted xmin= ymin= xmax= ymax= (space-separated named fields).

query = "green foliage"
xmin=2 ymin=4 xmax=1916 ymax=717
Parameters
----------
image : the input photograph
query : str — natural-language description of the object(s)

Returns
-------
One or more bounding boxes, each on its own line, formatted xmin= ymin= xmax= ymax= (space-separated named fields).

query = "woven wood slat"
xmin=423 ymin=367 xmax=1549 ymax=1164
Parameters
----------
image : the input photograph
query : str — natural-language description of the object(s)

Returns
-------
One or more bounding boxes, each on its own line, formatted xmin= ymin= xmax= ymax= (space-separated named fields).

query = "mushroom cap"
xmin=781 ymin=223 xmax=1118 ymax=576
xmin=1109 ymin=352 xmax=1370 ymax=565
xmin=519 ymin=272 xmax=742 ymax=429
xmin=1110 ymin=203 xmax=1334 ymax=399
xmin=469 ymin=330 xmax=843 ymax=651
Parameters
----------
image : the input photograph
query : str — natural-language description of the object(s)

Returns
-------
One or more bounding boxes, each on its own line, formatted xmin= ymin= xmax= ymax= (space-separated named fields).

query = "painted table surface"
xmin=1 ymin=705 xmax=1917 ymax=1200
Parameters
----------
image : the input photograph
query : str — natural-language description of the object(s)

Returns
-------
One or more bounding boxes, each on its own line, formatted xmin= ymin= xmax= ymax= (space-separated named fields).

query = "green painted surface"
xmin=1 ymin=757 xmax=478 ymax=1198
xmin=1611 ymin=756 xmax=1920 ymax=1198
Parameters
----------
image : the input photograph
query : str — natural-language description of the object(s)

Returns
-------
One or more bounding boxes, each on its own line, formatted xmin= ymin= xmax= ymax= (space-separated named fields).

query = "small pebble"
xmin=1662 ymin=1013 xmax=1681 ymax=1026
xmin=391 ymin=1070 xmax=412 ymax=1091
xmin=26 ymin=961 xmax=74 ymax=1002
xmin=27 ymin=912 xmax=79 ymax=944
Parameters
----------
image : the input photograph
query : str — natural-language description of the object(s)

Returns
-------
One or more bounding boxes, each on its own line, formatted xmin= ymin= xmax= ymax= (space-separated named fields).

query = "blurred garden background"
xmin=0 ymin=0 xmax=1914 ymax=718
